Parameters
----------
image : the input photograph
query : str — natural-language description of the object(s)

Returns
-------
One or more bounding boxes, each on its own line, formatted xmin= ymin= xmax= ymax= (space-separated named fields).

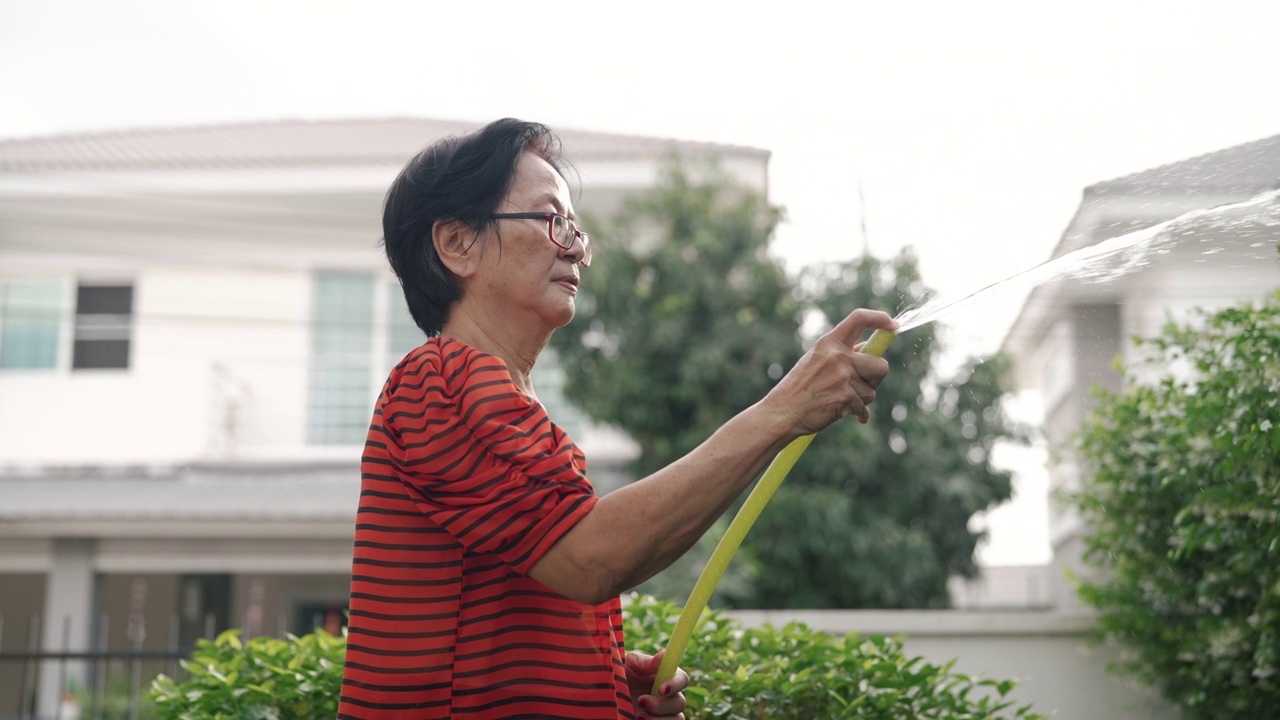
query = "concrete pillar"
xmin=37 ymin=538 xmax=95 ymax=719
xmin=1047 ymin=304 xmax=1123 ymax=611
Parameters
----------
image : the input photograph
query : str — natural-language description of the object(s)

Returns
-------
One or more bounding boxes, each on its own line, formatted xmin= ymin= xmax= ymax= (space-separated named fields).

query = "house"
xmin=0 ymin=118 xmax=770 ymax=717
xmin=1001 ymin=133 xmax=1280 ymax=614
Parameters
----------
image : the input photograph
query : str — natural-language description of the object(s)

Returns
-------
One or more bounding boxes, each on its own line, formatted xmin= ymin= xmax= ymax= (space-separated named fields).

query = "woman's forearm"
xmin=530 ymin=398 xmax=799 ymax=603
xmin=529 ymin=309 xmax=895 ymax=604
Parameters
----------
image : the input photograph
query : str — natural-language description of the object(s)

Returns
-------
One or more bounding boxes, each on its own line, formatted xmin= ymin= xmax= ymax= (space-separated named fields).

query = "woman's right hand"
xmin=764 ymin=308 xmax=896 ymax=436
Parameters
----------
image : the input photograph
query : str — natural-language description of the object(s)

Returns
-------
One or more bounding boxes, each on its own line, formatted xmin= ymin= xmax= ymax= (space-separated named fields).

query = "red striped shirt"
xmin=338 ymin=337 xmax=631 ymax=719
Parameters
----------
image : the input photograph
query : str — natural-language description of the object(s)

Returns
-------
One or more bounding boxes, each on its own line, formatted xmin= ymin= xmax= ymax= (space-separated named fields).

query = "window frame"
xmin=306 ymin=271 xmax=377 ymax=447
xmin=305 ymin=271 xmax=429 ymax=447
xmin=0 ymin=277 xmax=90 ymax=373
xmin=70 ymin=282 xmax=135 ymax=371
xmin=304 ymin=270 xmax=592 ymax=449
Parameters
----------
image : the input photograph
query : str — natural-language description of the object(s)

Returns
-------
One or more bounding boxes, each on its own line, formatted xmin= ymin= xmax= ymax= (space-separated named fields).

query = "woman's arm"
xmin=529 ymin=308 xmax=896 ymax=605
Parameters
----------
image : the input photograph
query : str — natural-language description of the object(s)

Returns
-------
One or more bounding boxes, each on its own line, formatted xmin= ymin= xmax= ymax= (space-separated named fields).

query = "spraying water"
xmin=653 ymin=189 xmax=1279 ymax=694
xmin=893 ymin=189 xmax=1280 ymax=333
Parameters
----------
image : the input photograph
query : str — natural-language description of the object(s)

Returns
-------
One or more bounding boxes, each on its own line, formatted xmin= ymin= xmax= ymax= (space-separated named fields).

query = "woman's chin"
xmin=551 ymin=304 xmax=576 ymax=328
xmin=532 ymin=300 xmax=575 ymax=332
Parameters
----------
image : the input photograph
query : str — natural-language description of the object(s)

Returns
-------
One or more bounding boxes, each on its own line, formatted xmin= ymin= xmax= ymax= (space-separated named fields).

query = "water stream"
xmin=892 ymin=189 xmax=1280 ymax=333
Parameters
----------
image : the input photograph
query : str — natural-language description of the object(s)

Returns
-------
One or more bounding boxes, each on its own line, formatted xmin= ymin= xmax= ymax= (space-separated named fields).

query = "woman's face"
xmin=469 ymin=151 xmax=583 ymax=333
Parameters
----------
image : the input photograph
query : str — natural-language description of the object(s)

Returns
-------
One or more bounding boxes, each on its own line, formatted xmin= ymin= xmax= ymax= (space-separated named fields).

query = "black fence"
xmin=0 ymin=613 xmax=222 ymax=720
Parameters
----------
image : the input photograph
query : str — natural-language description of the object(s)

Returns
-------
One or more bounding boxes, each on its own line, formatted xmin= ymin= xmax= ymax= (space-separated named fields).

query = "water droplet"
xmin=885 ymin=189 xmax=1280 ymax=334
xmin=888 ymin=430 xmax=907 ymax=454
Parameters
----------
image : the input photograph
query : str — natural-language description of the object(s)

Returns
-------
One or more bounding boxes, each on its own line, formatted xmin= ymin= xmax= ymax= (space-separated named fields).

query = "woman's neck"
xmin=441 ymin=310 xmax=551 ymax=398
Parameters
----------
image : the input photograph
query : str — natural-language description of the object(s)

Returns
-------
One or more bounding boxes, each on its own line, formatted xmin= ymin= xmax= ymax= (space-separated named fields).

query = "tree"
xmin=553 ymin=160 xmax=1021 ymax=608
xmin=554 ymin=161 xmax=803 ymax=476
xmin=1072 ymin=293 xmax=1280 ymax=719
xmin=745 ymin=256 xmax=1021 ymax=608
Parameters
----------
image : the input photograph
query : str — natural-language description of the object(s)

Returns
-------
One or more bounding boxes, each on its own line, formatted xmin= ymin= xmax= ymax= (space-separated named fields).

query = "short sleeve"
xmin=384 ymin=339 xmax=597 ymax=574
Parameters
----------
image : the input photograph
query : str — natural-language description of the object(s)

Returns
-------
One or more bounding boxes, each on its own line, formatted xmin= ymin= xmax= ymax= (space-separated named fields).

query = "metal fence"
xmin=0 ymin=612 xmax=220 ymax=720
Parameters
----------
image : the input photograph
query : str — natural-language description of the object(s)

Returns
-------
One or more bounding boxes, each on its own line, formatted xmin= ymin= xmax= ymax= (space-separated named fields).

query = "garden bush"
xmin=150 ymin=594 xmax=1041 ymax=719
xmin=624 ymin=594 xmax=1041 ymax=719
xmin=1072 ymin=293 xmax=1280 ymax=718
xmin=149 ymin=629 xmax=344 ymax=720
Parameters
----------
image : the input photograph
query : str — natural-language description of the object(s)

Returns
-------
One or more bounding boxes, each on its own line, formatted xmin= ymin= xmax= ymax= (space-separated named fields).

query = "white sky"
xmin=4 ymin=0 xmax=1279 ymax=566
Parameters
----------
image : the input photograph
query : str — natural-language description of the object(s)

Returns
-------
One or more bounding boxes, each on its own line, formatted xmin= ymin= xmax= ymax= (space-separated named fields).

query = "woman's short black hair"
xmin=382 ymin=118 xmax=567 ymax=336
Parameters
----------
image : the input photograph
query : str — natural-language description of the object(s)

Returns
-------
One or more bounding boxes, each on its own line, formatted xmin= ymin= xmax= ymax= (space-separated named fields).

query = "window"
xmin=386 ymin=282 xmax=424 ymax=361
xmin=0 ymin=279 xmax=65 ymax=369
xmin=295 ymin=599 xmax=349 ymax=637
xmin=308 ymin=273 xmax=375 ymax=445
xmin=307 ymin=272 xmax=584 ymax=446
xmin=308 ymin=275 xmax=427 ymax=445
xmin=0 ymin=279 xmax=133 ymax=371
xmin=72 ymin=284 xmax=134 ymax=369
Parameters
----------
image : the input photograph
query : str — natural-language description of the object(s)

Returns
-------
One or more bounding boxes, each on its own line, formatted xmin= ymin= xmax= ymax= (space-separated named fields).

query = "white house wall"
xmin=0 ymin=149 xmax=770 ymax=466
xmin=139 ymin=268 xmax=315 ymax=458
xmin=1118 ymin=248 xmax=1279 ymax=383
xmin=0 ymin=344 xmax=213 ymax=464
xmin=0 ymin=265 xmax=327 ymax=464
xmin=96 ymin=537 xmax=354 ymax=574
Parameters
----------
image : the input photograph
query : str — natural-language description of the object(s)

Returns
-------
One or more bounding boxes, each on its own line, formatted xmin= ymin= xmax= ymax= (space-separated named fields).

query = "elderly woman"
xmin=337 ymin=119 xmax=895 ymax=719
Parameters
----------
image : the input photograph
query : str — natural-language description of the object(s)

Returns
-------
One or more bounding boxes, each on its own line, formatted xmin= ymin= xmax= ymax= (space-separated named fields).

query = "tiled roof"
xmin=0 ymin=117 xmax=768 ymax=172
xmin=1088 ymin=133 xmax=1280 ymax=195
xmin=0 ymin=463 xmax=359 ymax=521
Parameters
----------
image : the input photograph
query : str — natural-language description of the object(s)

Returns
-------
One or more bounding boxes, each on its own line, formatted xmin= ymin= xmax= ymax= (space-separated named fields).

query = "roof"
xmin=1087 ymin=133 xmax=1280 ymax=195
xmin=0 ymin=117 xmax=769 ymax=173
xmin=0 ymin=462 xmax=360 ymax=521
xmin=1000 ymin=132 xmax=1280 ymax=363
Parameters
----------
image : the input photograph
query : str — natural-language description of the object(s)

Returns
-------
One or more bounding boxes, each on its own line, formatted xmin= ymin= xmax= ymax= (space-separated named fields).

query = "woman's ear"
xmin=432 ymin=219 xmax=482 ymax=279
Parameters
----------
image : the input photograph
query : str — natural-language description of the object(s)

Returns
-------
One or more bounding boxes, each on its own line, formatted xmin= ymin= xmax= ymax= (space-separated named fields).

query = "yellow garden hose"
xmin=652 ymin=328 xmax=897 ymax=694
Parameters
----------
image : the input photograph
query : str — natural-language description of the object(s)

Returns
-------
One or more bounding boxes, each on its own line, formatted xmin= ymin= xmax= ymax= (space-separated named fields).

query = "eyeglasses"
xmin=489 ymin=212 xmax=593 ymax=266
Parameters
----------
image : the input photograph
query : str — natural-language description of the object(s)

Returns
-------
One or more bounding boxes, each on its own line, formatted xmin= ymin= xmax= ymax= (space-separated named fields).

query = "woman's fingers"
xmin=830 ymin=308 xmax=897 ymax=348
xmin=626 ymin=649 xmax=689 ymax=719
xmin=642 ymin=689 xmax=687 ymax=718
xmin=767 ymin=308 xmax=896 ymax=434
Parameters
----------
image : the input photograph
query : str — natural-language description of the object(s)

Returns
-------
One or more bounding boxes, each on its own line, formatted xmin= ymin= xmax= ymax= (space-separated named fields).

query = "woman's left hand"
xmin=625 ymin=649 xmax=689 ymax=719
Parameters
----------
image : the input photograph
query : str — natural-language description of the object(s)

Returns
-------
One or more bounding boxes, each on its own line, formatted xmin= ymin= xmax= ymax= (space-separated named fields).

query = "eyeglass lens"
xmin=556 ymin=216 xmax=591 ymax=261
xmin=551 ymin=215 xmax=573 ymax=246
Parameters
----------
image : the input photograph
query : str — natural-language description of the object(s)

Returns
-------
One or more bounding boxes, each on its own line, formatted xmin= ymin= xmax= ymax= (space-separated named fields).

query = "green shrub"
xmin=150 ymin=596 xmax=1042 ymax=719
xmin=624 ymin=594 xmax=1042 ymax=719
xmin=1072 ymin=293 xmax=1280 ymax=719
xmin=149 ymin=629 xmax=343 ymax=720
